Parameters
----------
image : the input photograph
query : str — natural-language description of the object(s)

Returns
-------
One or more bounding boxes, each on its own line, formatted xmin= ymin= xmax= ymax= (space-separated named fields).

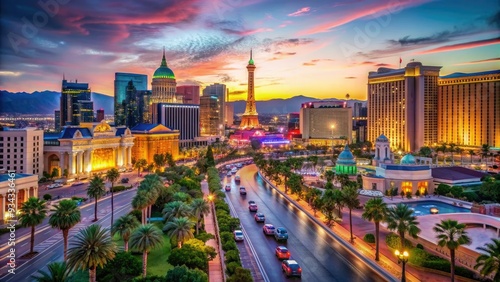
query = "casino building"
xmin=43 ymin=121 xmax=134 ymax=178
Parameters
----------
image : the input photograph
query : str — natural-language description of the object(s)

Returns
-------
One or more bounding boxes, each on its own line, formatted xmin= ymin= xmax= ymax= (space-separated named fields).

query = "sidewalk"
xmin=201 ymin=181 xmax=225 ymax=282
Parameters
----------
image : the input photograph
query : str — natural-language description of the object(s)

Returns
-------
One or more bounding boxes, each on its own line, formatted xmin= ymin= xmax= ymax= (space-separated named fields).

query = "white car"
xmin=233 ymin=230 xmax=244 ymax=241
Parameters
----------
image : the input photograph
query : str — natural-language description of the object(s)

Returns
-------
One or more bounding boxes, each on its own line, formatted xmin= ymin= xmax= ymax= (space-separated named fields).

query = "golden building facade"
xmin=367 ymin=62 xmax=441 ymax=152
xmin=130 ymin=124 xmax=179 ymax=164
xmin=438 ymin=70 xmax=500 ymax=149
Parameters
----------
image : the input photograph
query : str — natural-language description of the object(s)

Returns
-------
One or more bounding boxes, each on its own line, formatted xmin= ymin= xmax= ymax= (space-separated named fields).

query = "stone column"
xmin=89 ymin=150 xmax=93 ymax=172
xmin=60 ymin=152 xmax=65 ymax=176
xmin=77 ymin=152 xmax=83 ymax=174
xmin=69 ymin=152 xmax=75 ymax=176
xmin=79 ymin=151 xmax=85 ymax=173
xmin=121 ymin=146 xmax=126 ymax=167
xmin=127 ymin=146 xmax=132 ymax=166
xmin=115 ymin=147 xmax=119 ymax=167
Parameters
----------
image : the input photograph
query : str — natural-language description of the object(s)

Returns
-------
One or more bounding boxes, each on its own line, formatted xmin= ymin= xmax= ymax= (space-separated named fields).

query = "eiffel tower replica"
xmin=239 ymin=50 xmax=261 ymax=129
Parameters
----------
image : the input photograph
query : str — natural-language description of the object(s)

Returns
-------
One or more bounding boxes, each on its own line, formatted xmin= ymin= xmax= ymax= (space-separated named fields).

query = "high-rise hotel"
xmin=367 ymin=62 xmax=441 ymax=152
xmin=438 ymin=70 xmax=500 ymax=149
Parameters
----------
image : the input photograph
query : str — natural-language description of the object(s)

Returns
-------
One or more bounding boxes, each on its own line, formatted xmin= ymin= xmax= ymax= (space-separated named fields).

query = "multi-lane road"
xmin=0 ymin=185 xmax=137 ymax=281
xmin=223 ymin=164 xmax=390 ymax=282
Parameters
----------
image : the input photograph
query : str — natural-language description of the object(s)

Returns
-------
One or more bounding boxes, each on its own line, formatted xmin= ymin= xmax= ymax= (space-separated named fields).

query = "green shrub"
xmin=222 ymin=239 xmax=237 ymax=252
xmin=195 ymin=231 xmax=215 ymax=243
xmin=224 ymin=250 xmax=241 ymax=264
xmin=385 ymin=233 xmax=413 ymax=250
xmin=416 ymin=243 xmax=424 ymax=250
xmin=225 ymin=261 xmax=241 ymax=276
xmin=363 ymin=233 xmax=375 ymax=243
xmin=406 ymin=191 xmax=412 ymax=199
xmin=450 ymin=186 xmax=463 ymax=198
xmin=43 ymin=194 xmax=52 ymax=201
xmin=436 ymin=184 xmax=451 ymax=195
xmin=462 ymin=191 xmax=479 ymax=202
xmin=408 ymin=247 xmax=427 ymax=266
xmin=111 ymin=185 xmax=132 ymax=192
xmin=220 ymin=232 xmax=234 ymax=244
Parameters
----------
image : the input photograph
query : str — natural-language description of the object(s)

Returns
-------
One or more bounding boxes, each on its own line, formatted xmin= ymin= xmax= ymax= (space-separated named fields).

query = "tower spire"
xmin=161 ymin=46 xmax=167 ymax=66
xmin=248 ymin=49 xmax=254 ymax=65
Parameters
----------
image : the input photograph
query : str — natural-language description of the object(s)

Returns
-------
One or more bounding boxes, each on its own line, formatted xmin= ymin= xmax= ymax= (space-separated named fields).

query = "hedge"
xmin=363 ymin=233 xmax=375 ymax=243
xmin=224 ymin=250 xmax=241 ymax=265
xmin=111 ymin=185 xmax=133 ymax=192
xmin=225 ymin=261 xmax=241 ymax=276
xmin=385 ymin=233 xmax=413 ymax=250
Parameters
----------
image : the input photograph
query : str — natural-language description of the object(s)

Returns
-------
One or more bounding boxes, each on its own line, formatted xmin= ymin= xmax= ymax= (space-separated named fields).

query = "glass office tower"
xmin=114 ymin=73 xmax=147 ymax=125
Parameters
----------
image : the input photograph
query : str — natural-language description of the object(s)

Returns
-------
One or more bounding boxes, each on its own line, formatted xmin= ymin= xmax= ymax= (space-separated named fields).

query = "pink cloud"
xmin=418 ymin=38 xmax=500 ymax=54
xmin=288 ymin=7 xmax=311 ymax=17
xmin=238 ymin=28 xmax=273 ymax=36
xmin=279 ymin=20 xmax=293 ymax=28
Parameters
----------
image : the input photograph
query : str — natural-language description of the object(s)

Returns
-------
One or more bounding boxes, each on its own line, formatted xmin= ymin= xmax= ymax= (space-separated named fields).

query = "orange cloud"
xmin=418 ymin=38 xmax=500 ymax=54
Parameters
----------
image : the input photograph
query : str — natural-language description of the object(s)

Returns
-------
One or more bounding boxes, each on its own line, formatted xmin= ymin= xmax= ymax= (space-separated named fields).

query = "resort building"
xmin=0 ymin=127 xmax=44 ymax=177
xmin=335 ymin=144 xmax=357 ymax=175
xmin=0 ymin=173 xmax=39 ymax=224
xmin=130 ymin=123 xmax=180 ymax=163
xmin=43 ymin=121 xmax=134 ymax=178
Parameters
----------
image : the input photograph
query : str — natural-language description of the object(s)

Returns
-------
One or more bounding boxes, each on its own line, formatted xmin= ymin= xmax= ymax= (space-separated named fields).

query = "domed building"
xmin=335 ymin=144 xmax=357 ymax=175
xmin=400 ymin=153 xmax=417 ymax=165
xmin=151 ymin=49 xmax=177 ymax=103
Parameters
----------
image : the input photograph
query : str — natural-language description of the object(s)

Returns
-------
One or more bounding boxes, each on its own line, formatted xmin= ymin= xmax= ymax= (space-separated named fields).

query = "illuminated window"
xmin=401 ymin=181 xmax=412 ymax=193
xmin=418 ymin=181 xmax=428 ymax=194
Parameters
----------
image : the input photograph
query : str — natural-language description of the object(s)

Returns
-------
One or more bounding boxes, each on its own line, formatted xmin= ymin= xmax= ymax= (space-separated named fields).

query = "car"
xmin=48 ymin=184 xmax=58 ymax=189
xmin=118 ymin=168 xmax=127 ymax=173
xmin=225 ymin=164 xmax=231 ymax=170
xmin=239 ymin=187 xmax=246 ymax=195
xmin=236 ymin=163 xmax=243 ymax=168
xmin=275 ymin=246 xmax=291 ymax=260
xmin=233 ymin=230 xmax=244 ymax=241
xmin=249 ymin=203 xmax=258 ymax=212
xmin=226 ymin=172 xmax=232 ymax=178
xmin=234 ymin=175 xmax=241 ymax=184
xmin=225 ymin=184 xmax=231 ymax=192
xmin=121 ymin=178 xmax=129 ymax=183
xmin=282 ymin=260 xmax=302 ymax=277
xmin=71 ymin=181 xmax=84 ymax=186
xmin=231 ymin=168 xmax=238 ymax=174
xmin=263 ymin=224 xmax=275 ymax=235
xmin=248 ymin=200 xmax=255 ymax=205
xmin=275 ymin=227 xmax=289 ymax=242
xmin=254 ymin=212 xmax=265 ymax=222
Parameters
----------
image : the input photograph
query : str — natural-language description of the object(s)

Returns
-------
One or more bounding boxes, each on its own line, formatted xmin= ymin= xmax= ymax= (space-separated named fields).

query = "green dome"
xmin=153 ymin=52 xmax=175 ymax=79
xmin=400 ymin=154 xmax=416 ymax=165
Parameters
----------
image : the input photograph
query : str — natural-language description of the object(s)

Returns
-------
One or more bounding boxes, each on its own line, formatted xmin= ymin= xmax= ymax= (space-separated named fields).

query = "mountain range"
xmin=0 ymin=90 xmax=365 ymax=115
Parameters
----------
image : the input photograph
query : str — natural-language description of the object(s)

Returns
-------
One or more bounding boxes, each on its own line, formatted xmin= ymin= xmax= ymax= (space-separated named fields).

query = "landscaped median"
xmin=206 ymin=167 xmax=253 ymax=282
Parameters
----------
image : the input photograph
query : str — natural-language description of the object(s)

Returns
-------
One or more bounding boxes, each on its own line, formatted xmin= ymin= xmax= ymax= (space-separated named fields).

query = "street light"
xmin=395 ymin=249 xmax=409 ymax=282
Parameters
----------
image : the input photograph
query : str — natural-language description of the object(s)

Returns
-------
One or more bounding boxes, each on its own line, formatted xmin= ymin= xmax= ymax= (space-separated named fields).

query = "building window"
xmin=14 ymin=137 xmax=17 ymax=141
xmin=418 ymin=181 xmax=428 ymax=194
xmin=401 ymin=181 xmax=412 ymax=193
xmin=21 ymin=137 xmax=23 ymax=141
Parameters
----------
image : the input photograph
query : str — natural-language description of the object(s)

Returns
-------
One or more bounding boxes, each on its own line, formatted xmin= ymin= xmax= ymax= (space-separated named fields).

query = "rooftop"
xmin=440 ymin=69 xmax=500 ymax=79
xmin=432 ymin=166 xmax=487 ymax=180
xmin=0 ymin=173 xmax=36 ymax=182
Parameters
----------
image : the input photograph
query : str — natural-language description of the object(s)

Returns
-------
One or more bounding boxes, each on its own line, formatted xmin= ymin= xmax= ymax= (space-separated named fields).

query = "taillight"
xmin=298 ymin=267 xmax=302 ymax=273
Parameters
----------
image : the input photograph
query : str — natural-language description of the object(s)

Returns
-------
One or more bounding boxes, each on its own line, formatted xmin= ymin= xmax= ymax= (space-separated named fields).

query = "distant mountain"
xmin=0 ymin=90 xmax=114 ymax=115
xmin=231 ymin=95 xmax=366 ymax=114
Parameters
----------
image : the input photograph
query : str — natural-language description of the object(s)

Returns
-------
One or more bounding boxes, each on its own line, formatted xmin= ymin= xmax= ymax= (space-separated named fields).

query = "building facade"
xmin=367 ymin=62 xmax=441 ymax=152
xmin=438 ymin=70 xmax=500 ymax=149
xmin=154 ymin=103 xmax=200 ymax=147
xmin=202 ymin=83 xmax=226 ymax=127
xmin=114 ymin=72 xmax=148 ymax=126
xmin=130 ymin=124 xmax=180 ymax=164
xmin=59 ymin=79 xmax=93 ymax=128
xmin=177 ymin=85 xmax=200 ymax=104
xmin=0 ymin=173 xmax=39 ymax=224
xmin=240 ymin=51 xmax=260 ymax=129
xmin=200 ymin=95 xmax=220 ymax=136
xmin=96 ymin=109 xmax=104 ymax=122
xmin=151 ymin=50 xmax=177 ymax=104
xmin=299 ymin=101 xmax=353 ymax=145
xmin=0 ymin=127 xmax=44 ymax=176
xmin=43 ymin=121 xmax=134 ymax=178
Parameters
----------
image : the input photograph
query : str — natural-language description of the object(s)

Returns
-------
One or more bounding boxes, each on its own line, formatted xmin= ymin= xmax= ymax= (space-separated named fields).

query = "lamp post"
xmin=395 ymin=249 xmax=409 ymax=282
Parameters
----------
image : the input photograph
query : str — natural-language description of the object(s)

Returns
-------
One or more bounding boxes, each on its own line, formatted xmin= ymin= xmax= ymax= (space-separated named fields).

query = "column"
xmin=59 ymin=152 xmax=65 ymax=176
xmin=120 ymin=146 xmax=125 ymax=167
xmin=115 ymin=147 xmax=119 ymax=167
xmin=88 ymin=150 xmax=93 ymax=172
xmin=79 ymin=151 xmax=85 ymax=173
xmin=76 ymin=152 xmax=82 ymax=174
xmin=69 ymin=152 xmax=75 ymax=176
xmin=127 ymin=146 xmax=132 ymax=166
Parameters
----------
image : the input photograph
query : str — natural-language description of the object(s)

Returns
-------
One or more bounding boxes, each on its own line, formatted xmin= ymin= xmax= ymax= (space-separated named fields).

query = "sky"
xmin=0 ymin=0 xmax=499 ymax=101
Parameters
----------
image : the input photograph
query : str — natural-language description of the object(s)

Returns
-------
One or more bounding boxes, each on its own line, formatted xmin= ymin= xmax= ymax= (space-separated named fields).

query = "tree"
xmin=63 ymin=169 xmax=69 ymax=178
xmin=305 ymin=188 xmax=322 ymax=210
xmin=106 ymin=168 xmax=120 ymax=226
xmin=386 ymin=203 xmax=421 ymax=249
xmin=481 ymin=144 xmax=490 ymax=163
xmin=362 ymin=198 xmax=387 ymax=261
xmin=165 ymin=153 xmax=176 ymax=168
xmin=167 ymin=243 xmax=209 ymax=273
xmin=153 ymin=153 xmax=167 ymax=171
xmin=67 ymin=224 xmax=117 ymax=282
xmin=43 ymin=171 xmax=51 ymax=180
xmin=205 ymin=145 xmax=215 ymax=167
xmin=129 ymin=224 xmax=164 ymax=278
xmin=190 ymin=198 xmax=210 ymax=235
xmin=321 ymin=189 xmax=337 ymax=226
xmin=111 ymin=214 xmax=140 ymax=252
xmin=87 ymin=175 xmax=106 ymax=222
xmin=31 ymin=261 xmax=73 ymax=282
xmin=324 ymin=170 xmax=336 ymax=183
xmin=342 ymin=184 xmax=360 ymax=243
xmin=474 ymin=238 xmax=500 ymax=281
xmin=163 ymin=217 xmax=194 ymax=249
xmin=51 ymin=167 xmax=59 ymax=179
xmin=96 ymin=251 xmax=142 ymax=282
xmin=49 ymin=199 xmax=81 ymax=261
xmin=166 ymin=265 xmax=208 ymax=282
xmin=337 ymin=174 xmax=350 ymax=187
xmin=162 ymin=201 xmax=192 ymax=223
xmin=19 ymin=197 xmax=47 ymax=254
xmin=135 ymin=158 xmax=147 ymax=176
xmin=332 ymin=189 xmax=344 ymax=219
xmin=227 ymin=267 xmax=253 ymax=282
xmin=468 ymin=150 xmax=475 ymax=164
xmin=287 ymin=173 xmax=303 ymax=198
xmin=433 ymin=220 xmax=471 ymax=282
xmin=418 ymin=146 xmax=432 ymax=157
xmin=132 ymin=190 xmax=149 ymax=224
xmin=43 ymin=194 xmax=52 ymax=201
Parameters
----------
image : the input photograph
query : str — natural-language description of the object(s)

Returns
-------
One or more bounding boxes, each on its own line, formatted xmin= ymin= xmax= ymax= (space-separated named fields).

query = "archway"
xmin=48 ymin=154 xmax=61 ymax=177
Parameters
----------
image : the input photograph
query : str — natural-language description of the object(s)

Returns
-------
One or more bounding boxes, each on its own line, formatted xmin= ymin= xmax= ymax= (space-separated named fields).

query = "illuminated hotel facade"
xmin=130 ymin=124 xmax=179 ymax=163
xmin=437 ymin=70 xmax=500 ymax=149
xmin=43 ymin=121 xmax=134 ymax=177
xmin=367 ymin=62 xmax=441 ymax=152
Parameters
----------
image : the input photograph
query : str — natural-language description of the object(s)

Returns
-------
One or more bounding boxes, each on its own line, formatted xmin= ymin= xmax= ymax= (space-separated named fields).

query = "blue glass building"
xmin=114 ymin=73 xmax=147 ymax=125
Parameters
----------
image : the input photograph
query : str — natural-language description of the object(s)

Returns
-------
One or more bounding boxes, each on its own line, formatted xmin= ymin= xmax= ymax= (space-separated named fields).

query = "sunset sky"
xmin=0 ymin=0 xmax=498 ymax=101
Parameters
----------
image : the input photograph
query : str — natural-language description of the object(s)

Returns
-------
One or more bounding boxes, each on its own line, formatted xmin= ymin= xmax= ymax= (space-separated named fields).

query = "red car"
xmin=263 ymin=224 xmax=275 ymax=235
xmin=249 ymin=203 xmax=258 ymax=212
xmin=225 ymin=184 xmax=231 ymax=192
xmin=275 ymin=246 xmax=291 ymax=260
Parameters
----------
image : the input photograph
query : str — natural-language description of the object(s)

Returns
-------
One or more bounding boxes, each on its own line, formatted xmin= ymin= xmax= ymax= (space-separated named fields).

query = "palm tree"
xmin=67 ymin=224 xmax=117 ymax=282
xmin=448 ymin=143 xmax=457 ymax=165
xmin=332 ymin=189 xmax=344 ymax=219
xmin=111 ymin=214 xmax=140 ymax=252
xmin=129 ymin=224 xmax=164 ymax=278
xmin=163 ymin=217 xmax=194 ymax=249
xmin=106 ymin=168 xmax=120 ymax=226
xmin=468 ymin=150 xmax=475 ymax=164
xmin=190 ymin=198 xmax=210 ymax=235
xmin=362 ymin=198 xmax=388 ymax=261
xmin=49 ymin=199 xmax=81 ymax=261
xmin=324 ymin=170 xmax=336 ymax=183
xmin=135 ymin=158 xmax=147 ymax=176
xmin=386 ymin=203 xmax=421 ymax=249
xmin=162 ymin=201 xmax=192 ymax=223
xmin=342 ymin=184 xmax=360 ymax=243
xmin=87 ymin=176 xmax=106 ymax=222
xmin=481 ymin=144 xmax=490 ymax=164
xmin=132 ymin=190 xmax=149 ymax=224
xmin=474 ymin=238 xmax=500 ymax=281
xmin=31 ymin=261 xmax=73 ymax=282
xmin=19 ymin=197 xmax=47 ymax=254
xmin=433 ymin=219 xmax=471 ymax=282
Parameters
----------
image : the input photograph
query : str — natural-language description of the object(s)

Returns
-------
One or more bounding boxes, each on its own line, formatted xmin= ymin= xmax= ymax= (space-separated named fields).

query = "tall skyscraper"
xmin=0 ymin=127 xmax=44 ymax=176
xmin=151 ymin=49 xmax=177 ymax=104
xmin=60 ymin=79 xmax=92 ymax=128
xmin=177 ymin=85 xmax=200 ymax=104
xmin=96 ymin=109 xmax=105 ymax=122
xmin=202 ymin=83 xmax=226 ymax=127
xmin=114 ymin=72 xmax=147 ymax=126
xmin=438 ymin=70 xmax=500 ymax=148
xmin=367 ymin=62 xmax=441 ymax=152
xmin=240 ymin=50 xmax=260 ymax=129
xmin=121 ymin=81 xmax=152 ymax=128
xmin=200 ymin=95 xmax=220 ymax=136
xmin=154 ymin=103 xmax=200 ymax=147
